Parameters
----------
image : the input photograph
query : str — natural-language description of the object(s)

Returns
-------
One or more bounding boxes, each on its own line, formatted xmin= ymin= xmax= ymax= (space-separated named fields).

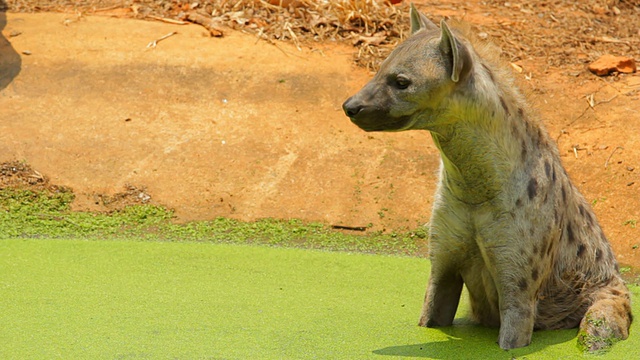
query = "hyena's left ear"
xmin=410 ymin=3 xmax=438 ymax=34
xmin=439 ymin=20 xmax=472 ymax=83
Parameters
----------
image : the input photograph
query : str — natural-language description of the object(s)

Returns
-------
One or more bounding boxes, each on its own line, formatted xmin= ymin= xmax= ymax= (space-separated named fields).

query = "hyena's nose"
xmin=342 ymin=97 xmax=363 ymax=118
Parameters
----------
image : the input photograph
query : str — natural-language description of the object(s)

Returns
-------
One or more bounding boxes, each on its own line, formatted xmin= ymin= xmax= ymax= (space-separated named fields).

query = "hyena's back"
xmin=343 ymin=4 xmax=631 ymax=352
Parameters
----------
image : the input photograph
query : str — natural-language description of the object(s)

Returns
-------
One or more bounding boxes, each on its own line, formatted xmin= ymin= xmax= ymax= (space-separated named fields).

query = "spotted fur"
xmin=342 ymin=4 xmax=631 ymax=352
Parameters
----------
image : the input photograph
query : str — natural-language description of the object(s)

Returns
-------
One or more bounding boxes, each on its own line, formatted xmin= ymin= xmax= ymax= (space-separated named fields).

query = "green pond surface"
xmin=1 ymin=238 xmax=639 ymax=359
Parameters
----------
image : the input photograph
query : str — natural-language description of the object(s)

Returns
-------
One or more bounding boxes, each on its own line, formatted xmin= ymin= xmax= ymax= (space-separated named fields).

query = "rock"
xmin=588 ymin=55 xmax=637 ymax=76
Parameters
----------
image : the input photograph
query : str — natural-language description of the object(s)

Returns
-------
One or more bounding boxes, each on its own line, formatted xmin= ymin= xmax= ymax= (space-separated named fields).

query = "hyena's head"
xmin=342 ymin=4 xmax=473 ymax=132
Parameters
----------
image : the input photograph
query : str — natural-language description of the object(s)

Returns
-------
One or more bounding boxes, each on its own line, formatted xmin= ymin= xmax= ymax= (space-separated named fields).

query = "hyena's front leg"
xmin=419 ymin=262 xmax=464 ymax=327
xmin=497 ymin=292 xmax=536 ymax=349
xmin=485 ymin=249 xmax=537 ymax=349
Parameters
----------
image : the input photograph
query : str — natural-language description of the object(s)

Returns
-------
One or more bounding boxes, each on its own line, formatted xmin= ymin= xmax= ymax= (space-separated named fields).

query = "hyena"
xmin=342 ymin=4 xmax=631 ymax=352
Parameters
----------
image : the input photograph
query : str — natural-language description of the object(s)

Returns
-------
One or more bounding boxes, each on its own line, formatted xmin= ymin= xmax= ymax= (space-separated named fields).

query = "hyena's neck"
xmin=429 ymin=61 xmax=541 ymax=205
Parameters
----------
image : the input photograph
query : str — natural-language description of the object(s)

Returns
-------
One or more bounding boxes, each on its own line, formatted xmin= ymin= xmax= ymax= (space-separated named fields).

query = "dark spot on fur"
xmin=577 ymin=244 xmax=586 ymax=257
xmin=500 ymin=97 xmax=510 ymax=116
xmin=482 ymin=63 xmax=494 ymax=82
xmin=515 ymin=198 xmax=522 ymax=207
xmin=511 ymin=123 xmax=519 ymax=138
xmin=544 ymin=161 xmax=551 ymax=178
xmin=532 ymin=268 xmax=539 ymax=281
xmin=528 ymin=256 xmax=534 ymax=266
xmin=518 ymin=107 xmax=524 ymax=117
xmin=537 ymin=128 xmax=543 ymax=144
xmin=553 ymin=209 xmax=559 ymax=224
xmin=552 ymin=167 xmax=557 ymax=183
xmin=596 ymin=248 xmax=603 ymax=261
xmin=561 ymin=185 xmax=567 ymax=203
xmin=545 ymin=237 xmax=553 ymax=256
xmin=527 ymin=178 xmax=538 ymax=200
xmin=533 ymin=244 xmax=539 ymax=255
xmin=585 ymin=211 xmax=594 ymax=226
xmin=521 ymin=143 xmax=527 ymax=161
xmin=566 ymin=223 xmax=576 ymax=243
xmin=578 ymin=204 xmax=585 ymax=217
xmin=610 ymin=289 xmax=621 ymax=296
xmin=518 ymin=278 xmax=528 ymax=291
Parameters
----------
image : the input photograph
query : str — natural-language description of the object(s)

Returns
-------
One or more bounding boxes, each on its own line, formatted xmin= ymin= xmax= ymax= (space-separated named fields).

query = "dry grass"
xmin=7 ymin=0 xmax=410 ymax=71
xmin=176 ymin=0 xmax=409 ymax=71
xmin=5 ymin=0 xmax=640 ymax=71
xmin=480 ymin=0 xmax=640 ymax=67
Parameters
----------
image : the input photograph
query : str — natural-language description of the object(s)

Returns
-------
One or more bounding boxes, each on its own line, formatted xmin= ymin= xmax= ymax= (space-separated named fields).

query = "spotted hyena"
xmin=342 ymin=4 xmax=631 ymax=352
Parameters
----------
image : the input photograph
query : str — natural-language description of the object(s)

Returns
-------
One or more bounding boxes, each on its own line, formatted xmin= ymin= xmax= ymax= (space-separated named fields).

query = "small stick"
xmin=146 ymin=15 xmax=189 ymax=25
xmin=604 ymin=146 xmax=623 ymax=169
xmin=146 ymin=32 xmax=178 ymax=48
xmin=184 ymin=12 xmax=224 ymax=37
xmin=331 ymin=225 xmax=367 ymax=232
xmin=596 ymin=94 xmax=618 ymax=106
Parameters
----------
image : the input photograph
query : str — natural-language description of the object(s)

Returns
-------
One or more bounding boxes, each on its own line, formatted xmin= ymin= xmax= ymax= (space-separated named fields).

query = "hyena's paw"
xmin=497 ymin=312 xmax=534 ymax=350
xmin=498 ymin=331 xmax=531 ymax=350
xmin=577 ymin=299 xmax=631 ymax=353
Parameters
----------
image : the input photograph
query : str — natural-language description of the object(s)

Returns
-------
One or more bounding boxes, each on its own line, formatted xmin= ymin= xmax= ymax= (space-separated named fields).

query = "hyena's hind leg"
xmin=578 ymin=277 xmax=632 ymax=352
xmin=419 ymin=267 xmax=464 ymax=327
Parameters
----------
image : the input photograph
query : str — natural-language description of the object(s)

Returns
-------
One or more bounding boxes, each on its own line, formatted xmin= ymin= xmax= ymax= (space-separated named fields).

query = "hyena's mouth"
xmin=349 ymin=114 xmax=414 ymax=132
xmin=343 ymin=95 xmax=416 ymax=132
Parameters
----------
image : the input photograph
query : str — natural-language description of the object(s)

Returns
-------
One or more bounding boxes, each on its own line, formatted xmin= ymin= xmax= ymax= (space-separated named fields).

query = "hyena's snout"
xmin=343 ymin=92 xmax=413 ymax=132
xmin=342 ymin=95 xmax=366 ymax=119
xmin=342 ymin=94 xmax=378 ymax=131
xmin=343 ymin=87 xmax=397 ymax=132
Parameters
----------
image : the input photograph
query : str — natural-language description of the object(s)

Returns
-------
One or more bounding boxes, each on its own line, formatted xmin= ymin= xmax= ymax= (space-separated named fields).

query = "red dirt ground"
xmin=1 ymin=1 xmax=639 ymax=269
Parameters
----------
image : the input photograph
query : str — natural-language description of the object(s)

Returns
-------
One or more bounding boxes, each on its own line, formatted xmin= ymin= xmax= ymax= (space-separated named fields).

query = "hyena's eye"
xmin=393 ymin=75 xmax=412 ymax=90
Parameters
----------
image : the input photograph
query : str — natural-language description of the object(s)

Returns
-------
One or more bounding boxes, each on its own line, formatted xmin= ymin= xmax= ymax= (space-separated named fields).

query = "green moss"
xmin=576 ymin=314 xmax=620 ymax=354
xmin=0 ymin=187 xmax=74 ymax=213
xmin=0 ymin=187 xmax=426 ymax=256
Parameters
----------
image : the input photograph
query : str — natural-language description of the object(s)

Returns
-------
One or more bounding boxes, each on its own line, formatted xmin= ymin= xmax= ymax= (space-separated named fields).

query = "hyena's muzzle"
xmin=342 ymin=83 xmax=413 ymax=132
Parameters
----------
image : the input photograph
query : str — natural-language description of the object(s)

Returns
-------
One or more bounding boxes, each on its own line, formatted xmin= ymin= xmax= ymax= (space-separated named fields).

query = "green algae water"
xmin=1 ymin=239 xmax=638 ymax=359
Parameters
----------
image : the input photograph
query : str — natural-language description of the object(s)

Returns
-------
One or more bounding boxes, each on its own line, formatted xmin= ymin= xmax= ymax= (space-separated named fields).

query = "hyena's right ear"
xmin=410 ymin=3 xmax=438 ymax=34
xmin=439 ymin=20 xmax=472 ymax=83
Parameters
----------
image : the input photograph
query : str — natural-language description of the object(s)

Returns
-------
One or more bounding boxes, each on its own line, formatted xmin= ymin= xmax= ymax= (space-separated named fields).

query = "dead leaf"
xmin=353 ymin=33 xmax=387 ymax=46
xmin=510 ymin=62 xmax=523 ymax=73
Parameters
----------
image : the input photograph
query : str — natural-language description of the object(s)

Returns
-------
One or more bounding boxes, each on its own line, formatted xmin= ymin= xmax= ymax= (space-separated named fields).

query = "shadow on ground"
xmin=0 ymin=0 xmax=21 ymax=90
xmin=374 ymin=323 xmax=577 ymax=359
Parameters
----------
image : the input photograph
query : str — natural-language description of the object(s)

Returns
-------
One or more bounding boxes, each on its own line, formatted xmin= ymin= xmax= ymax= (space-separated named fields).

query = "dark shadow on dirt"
xmin=0 ymin=0 xmax=21 ymax=90
xmin=373 ymin=324 xmax=577 ymax=359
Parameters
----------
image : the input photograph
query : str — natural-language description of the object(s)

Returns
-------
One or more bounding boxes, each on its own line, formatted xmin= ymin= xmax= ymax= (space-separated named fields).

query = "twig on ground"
xmin=146 ymin=31 xmax=178 ymax=48
xmin=596 ymin=94 xmax=619 ymax=106
xmin=604 ymin=146 xmax=623 ymax=169
xmin=331 ymin=225 xmax=367 ymax=231
xmin=184 ymin=12 xmax=224 ymax=37
xmin=146 ymin=15 xmax=189 ymax=25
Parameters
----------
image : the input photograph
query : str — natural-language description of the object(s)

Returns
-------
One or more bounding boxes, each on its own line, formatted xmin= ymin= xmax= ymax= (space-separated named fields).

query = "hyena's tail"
xmin=577 ymin=276 xmax=632 ymax=352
